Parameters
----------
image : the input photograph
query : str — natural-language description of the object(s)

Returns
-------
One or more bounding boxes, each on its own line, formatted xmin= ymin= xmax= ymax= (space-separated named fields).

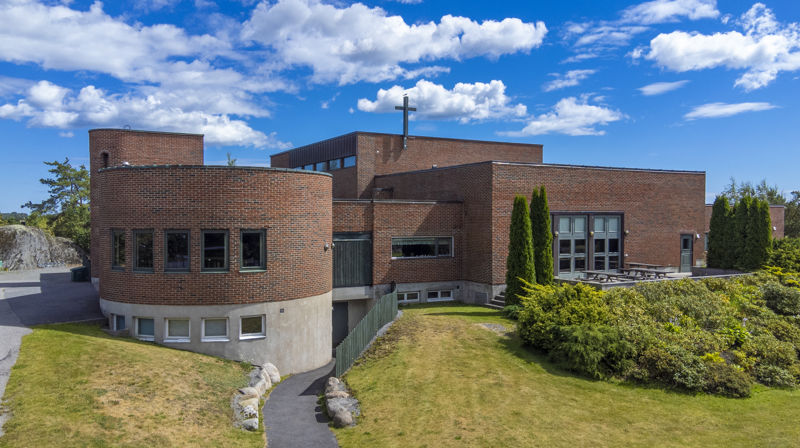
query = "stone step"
xmin=484 ymin=303 xmax=504 ymax=310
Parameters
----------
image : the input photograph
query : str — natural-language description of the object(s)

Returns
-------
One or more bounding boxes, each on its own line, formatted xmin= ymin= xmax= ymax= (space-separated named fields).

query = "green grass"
xmin=334 ymin=303 xmax=800 ymax=448
xmin=0 ymin=323 xmax=263 ymax=448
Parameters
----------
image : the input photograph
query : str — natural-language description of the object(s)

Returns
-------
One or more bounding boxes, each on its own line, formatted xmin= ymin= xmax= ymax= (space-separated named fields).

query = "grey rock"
xmin=261 ymin=362 xmax=281 ymax=384
xmin=237 ymin=387 xmax=260 ymax=400
xmin=242 ymin=418 xmax=260 ymax=431
xmin=0 ymin=225 xmax=85 ymax=271
xmin=332 ymin=409 xmax=354 ymax=428
xmin=238 ymin=397 xmax=259 ymax=409
xmin=325 ymin=377 xmax=346 ymax=394
xmin=253 ymin=378 xmax=270 ymax=396
xmin=242 ymin=405 xmax=259 ymax=419
xmin=326 ymin=397 xmax=360 ymax=418
xmin=325 ymin=390 xmax=349 ymax=399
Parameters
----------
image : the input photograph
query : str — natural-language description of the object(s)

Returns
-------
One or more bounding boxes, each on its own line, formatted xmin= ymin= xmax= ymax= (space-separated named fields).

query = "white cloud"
xmin=645 ymin=3 xmax=800 ymax=90
xmin=357 ymin=79 xmax=526 ymax=123
xmin=504 ymin=96 xmax=624 ymax=136
xmin=638 ymin=80 xmax=689 ymax=95
xmin=621 ymin=0 xmax=718 ymax=25
xmin=543 ymin=69 xmax=597 ymax=92
xmin=684 ymin=101 xmax=776 ymax=119
xmin=241 ymin=0 xmax=547 ymax=84
xmin=58 ymin=131 xmax=74 ymax=138
xmin=0 ymin=81 xmax=290 ymax=149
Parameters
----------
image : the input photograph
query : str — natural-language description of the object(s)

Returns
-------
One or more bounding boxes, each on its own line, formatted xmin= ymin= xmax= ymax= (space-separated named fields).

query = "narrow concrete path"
xmin=263 ymin=360 xmax=338 ymax=448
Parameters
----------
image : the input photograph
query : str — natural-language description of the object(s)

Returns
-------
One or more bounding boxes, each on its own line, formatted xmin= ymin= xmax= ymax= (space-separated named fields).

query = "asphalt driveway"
xmin=0 ymin=267 xmax=102 ymax=436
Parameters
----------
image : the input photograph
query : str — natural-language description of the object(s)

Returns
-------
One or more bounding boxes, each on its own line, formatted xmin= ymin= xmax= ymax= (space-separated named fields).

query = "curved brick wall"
xmin=95 ymin=166 xmax=332 ymax=306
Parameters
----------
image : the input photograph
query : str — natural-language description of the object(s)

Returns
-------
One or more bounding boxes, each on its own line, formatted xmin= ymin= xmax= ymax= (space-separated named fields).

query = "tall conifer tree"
xmin=506 ymin=195 xmax=535 ymax=306
xmin=734 ymin=196 xmax=754 ymax=270
xmin=708 ymin=196 xmax=733 ymax=269
xmin=531 ymin=186 xmax=553 ymax=284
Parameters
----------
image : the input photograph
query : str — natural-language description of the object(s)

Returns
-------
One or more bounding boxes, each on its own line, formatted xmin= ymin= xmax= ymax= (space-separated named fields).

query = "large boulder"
xmin=0 ymin=225 xmax=85 ymax=270
xmin=261 ymin=362 xmax=281 ymax=384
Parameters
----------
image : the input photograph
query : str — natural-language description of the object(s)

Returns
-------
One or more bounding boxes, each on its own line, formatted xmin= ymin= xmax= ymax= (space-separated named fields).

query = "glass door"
xmin=592 ymin=215 xmax=621 ymax=271
xmin=556 ymin=215 xmax=587 ymax=279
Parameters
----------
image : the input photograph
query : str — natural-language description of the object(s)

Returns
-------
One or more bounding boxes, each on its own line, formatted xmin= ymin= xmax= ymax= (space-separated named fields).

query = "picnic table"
xmin=626 ymin=262 xmax=666 ymax=269
xmin=583 ymin=270 xmax=632 ymax=282
xmin=626 ymin=267 xmax=671 ymax=279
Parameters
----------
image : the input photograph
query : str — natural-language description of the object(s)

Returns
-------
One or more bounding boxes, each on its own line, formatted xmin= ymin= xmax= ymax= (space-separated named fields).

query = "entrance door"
xmin=333 ymin=232 xmax=372 ymax=288
xmin=332 ymin=302 xmax=349 ymax=347
xmin=556 ymin=215 xmax=587 ymax=279
xmin=680 ymin=234 xmax=693 ymax=272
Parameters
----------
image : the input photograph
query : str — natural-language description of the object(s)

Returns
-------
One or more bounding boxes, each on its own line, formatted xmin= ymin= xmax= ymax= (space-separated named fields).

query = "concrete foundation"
xmin=99 ymin=292 xmax=332 ymax=374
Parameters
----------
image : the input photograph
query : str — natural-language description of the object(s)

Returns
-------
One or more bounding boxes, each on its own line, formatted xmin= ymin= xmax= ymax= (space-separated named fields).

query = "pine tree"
xmin=708 ymin=196 xmax=733 ymax=268
xmin=506 ymin=195 xmax=536 ymax=306
xmin=748 ymin=198 xmax=772 ymax=270
xmin=531 ymin=185 xmax=554 ymax=284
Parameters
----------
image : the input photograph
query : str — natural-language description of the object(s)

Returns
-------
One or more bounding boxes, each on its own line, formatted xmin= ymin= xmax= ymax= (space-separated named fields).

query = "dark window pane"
xmin=167 ymin=319 xmax=190 ymax=338
xmin=241 ymin=231 xmax=264 ymax=269
xmin=166 ymin=232 xmax=190 ymax=270
xmin=574 ymin=239 xmax=586 ymax=254
xmin=683 ymin=238 xmax=691 ymax=250
xmin=608 ymin=238 xmax=619 ymax=253
xmin=343 ymin=156 xmax=356 ymax=168
xmin=559 ymin=258 xmax=571 ymax=271
xmin=138 ymin=318 xmax=154 ymax=336
xmin=115 ymin=314 xmax=125 ymax=330
xmin=315 ymin=161 xmax=327 ymax=171
xmin=391 ymin=237 xmax=436 ymax=258
xmin=134 ymin=232 xmax=153 ymax=269
xmin=436 ymin=238 xmax=452 ymax=256
xmin=204 ymin=232 xmax=227 ymax=270
xmin=594 ymin=256 xmax=605 ymax=271
xmin=594 ymin=239 xmax=605 ymax=254
xmin=559 ymin=239 xmax=571 ymax=254
xmin=304 ymin=164 xmax=313 ymax=170
xmin=241 ymin=316 xmax=263 ymax=335
xmin=609 ymin=257 xmax=619 ymax=270
xmin=575 ymin=258 xmax=586 ymax=271
xmin=328 ymin=159 xmax=341 ymax=170
xmin=112 ymin=230 xmax=126 ymax=268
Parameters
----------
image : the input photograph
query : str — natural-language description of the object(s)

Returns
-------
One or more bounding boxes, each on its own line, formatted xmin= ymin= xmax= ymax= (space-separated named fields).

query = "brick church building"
xmin=88 ymin=127 xmax=783 ymax=374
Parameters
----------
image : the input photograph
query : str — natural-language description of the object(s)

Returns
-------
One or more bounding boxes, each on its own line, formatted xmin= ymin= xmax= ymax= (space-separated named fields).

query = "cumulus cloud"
xmin=543 ymin=69 xmax=597 ymax=92
xmin=504 ymin=96 xmax=624 ymax=136
xmin=357 ymin=79 xmax=526 ymax=123
xmin=621 ymin=0 xmax=719 ymax=25
xmin=643 ymin=3 xmax=800 ymax=90
xmin=684 ymin=101 xmax=776 ymax=119
xmin=241 ymin=0 xmax=547 ymax=84
xmin=638 ymin=80 xmax=689 ymax=95
xmin=0 ymin=81 xmax=290 ymax=149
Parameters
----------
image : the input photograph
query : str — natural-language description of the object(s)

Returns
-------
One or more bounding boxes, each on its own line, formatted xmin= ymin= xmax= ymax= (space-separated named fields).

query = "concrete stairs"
xmin=486 ymin=291 xmax=506 ymax=310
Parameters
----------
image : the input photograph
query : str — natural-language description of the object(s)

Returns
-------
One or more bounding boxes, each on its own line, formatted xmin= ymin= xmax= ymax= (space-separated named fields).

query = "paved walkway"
xmin=0 ymin=267 xmax=102 ymax=437
xmin=263 ymin=360 xmax=338 ymax=448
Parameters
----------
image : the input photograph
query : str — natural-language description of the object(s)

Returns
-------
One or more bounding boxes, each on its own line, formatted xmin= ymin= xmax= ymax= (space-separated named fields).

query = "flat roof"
xmin=89 ymin=128 xmax=204 ymax=137
xmin=98 ymin=164 xmax=332 ymax=177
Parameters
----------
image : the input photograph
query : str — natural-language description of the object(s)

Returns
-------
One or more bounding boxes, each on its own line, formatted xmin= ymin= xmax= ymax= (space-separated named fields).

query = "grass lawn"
xmin=0 ymin=323 xmax=263 ymax=448
xmin=334 ymin=303 xmax=800 ymax=448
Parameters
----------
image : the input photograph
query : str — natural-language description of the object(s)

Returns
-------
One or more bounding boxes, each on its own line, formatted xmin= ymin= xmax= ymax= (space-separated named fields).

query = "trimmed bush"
xmin=548 ymin=324 xmax=633 ymax=379
xmin=703 ymin=362 xmax=753 ymax=398
xmin=505 ymin=195 xmax=535 ymax=306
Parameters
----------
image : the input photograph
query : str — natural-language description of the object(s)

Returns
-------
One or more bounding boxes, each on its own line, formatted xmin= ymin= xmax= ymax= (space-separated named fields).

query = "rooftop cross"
xmin=394 ymin=95 xmax=416 ymax=150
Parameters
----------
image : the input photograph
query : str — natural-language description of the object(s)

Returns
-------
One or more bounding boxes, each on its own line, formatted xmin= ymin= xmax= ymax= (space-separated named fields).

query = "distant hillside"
xmin=1 ymin=212 xmax=27 ymax=223
xmin=0 ymin=225 xmax=85 ymax=270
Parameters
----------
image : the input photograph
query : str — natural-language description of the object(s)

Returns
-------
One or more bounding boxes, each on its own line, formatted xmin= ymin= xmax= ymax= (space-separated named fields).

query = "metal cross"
xmin=394 ymin=95 xmax=416 ymax=150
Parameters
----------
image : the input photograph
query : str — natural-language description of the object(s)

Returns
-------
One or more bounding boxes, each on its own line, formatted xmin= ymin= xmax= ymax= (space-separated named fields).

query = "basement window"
xmin=240 ymin=230 xmax=266 ymax=271
xmin=111 ymin=229 xmax=126 ymax=270
xmin=426 ymin=290 xmax=453 ymax=303
xmin=398 ymin=291 xmax=420 ymax=304
xmin=165 ymin=318 xmax=190 ymax=343
xmin=202 ymin=318 xmax=229 ymax=342
xmin=240 ymin=315 xmax=266 ymax=340
xmin=391 ymin=237 xmax=453 ymax=259
xmin=165 ymin=230 xmax=190 ymax=271
xmin=111 ymin=314 xmax=126 ymax=331
xmin=133 ymin=230 xmax=154 ymax=272
xmin=202 ymin=230 xmax=229 ymax=272
xmin=136 ymin=317 xmax=155 ymax=341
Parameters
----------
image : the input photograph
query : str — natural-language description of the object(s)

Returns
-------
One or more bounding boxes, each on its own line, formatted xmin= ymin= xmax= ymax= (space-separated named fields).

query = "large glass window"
xmin=241 ymin=230 xmax=266 ymax=270
xmin=136 ymin=317 xmax=154 ymax=340
xmin=165 ymin=318 xmax=190 ymax=342
xmin=343 ymin=156 xmax=356 ymax=168
xmin=315 ymin=161 xmax=327 ymax=171
xmin=165 ymin=230 xmax=190 ymax=271
xmin=202 ymin=230 xmax=229 ymax=271
xmin=328 ymin=159 xmax=341 ymax=170
xmin=111 ymin=229 xmax=126 ymax=269
xmin=133 ymin=230 xmax=154 ymax=271
xmin=391 ymin=237 xmax=453 ymax=258
xmin=240 ymin=315 xmax=265 ymax=339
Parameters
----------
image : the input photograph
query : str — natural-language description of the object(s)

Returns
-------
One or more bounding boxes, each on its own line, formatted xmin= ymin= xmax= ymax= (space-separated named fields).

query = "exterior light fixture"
xmin=624 ymin=229 xmax=630 ymax=235
xmin=773 ymin=226 xmax=777 ymax=231
xmin=553 ymin=231 xmax=559 ymax=237
xmin=589 ymin=231 xmax=594 ymax=237
xmin=324 ymin=242 xmax=331 ymax=251
xmin=696 ymin=233 xmax=701 ymax=239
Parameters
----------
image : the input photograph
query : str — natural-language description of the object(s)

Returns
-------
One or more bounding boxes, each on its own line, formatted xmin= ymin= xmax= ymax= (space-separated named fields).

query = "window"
xmin=398 ymin=291 xmax=420 ymax=304
xmin=240 ymin=315 xmax=266 ymax=339
xmin=133 ymin=230 xmax=154 ymax=271
xmin=328 ymin=158 xmax=341 ymax=170
xmin=165 ymin=318 xmax=190 ymax=342
xmin=202 ymin=230 xmax=229 ymax=271
xmin=102 ymin=152 xmax=109 ymax=168
xmin=165 ymin=230 xmax=190 ymax=271
xmin=111 ymin=229 xmax=126 ymax=269
xmin=136 ymin=317 xmax=155 ymax=341
xmin=202 ymin=318 xmax=229 ymax=342
xmin=704 ymin=233 xmax=709 ymax=251
xmin=391 ymin=237 xmax=453 ymax=259
xmin=343 ymin=156 xmax=356 ymax=168
xmin=304 ymin=164 xmax=313 ymax=170
xmin=427 ymin=290 xmax=453 ymax=302
xmin=240 ymin=230 xmax=266 ymax=271
xmin=315 ymin=161 xmax=327 ymax=171
xmin=112 ymin=314 xmax=126 ymax=331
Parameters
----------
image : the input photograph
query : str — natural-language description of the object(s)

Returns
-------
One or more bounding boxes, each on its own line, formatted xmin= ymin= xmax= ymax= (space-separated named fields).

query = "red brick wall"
xmin=333 ymin=201 xmax=373 ymax=232
xmin=94 ymin=166 xmax=332 ymax=305
xmin=89 ymin=129 xmax=204 ymax=278
xmin=332 ymin=167 xmax=358 ymax=198
xmin=704 ymin=204 xmax=785 ymax=240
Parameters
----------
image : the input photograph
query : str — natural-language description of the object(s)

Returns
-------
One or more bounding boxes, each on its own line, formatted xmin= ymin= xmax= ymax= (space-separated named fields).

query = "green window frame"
xmin=133 ymin=230 xmax=154 ymax=272
xmin=164 ymin=230 xmax=190 ymax=272
xmin=202 ymin=230 xmax=229 ymax=272
xmin=111 ymin=229 xmax=126 ymax=270
xmin=240 ymin=229 xmax=266 ymax=271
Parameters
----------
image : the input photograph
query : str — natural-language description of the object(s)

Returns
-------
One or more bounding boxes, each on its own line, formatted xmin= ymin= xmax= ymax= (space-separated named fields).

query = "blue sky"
xmin=1 ymin=0 xmax=799 ymax=212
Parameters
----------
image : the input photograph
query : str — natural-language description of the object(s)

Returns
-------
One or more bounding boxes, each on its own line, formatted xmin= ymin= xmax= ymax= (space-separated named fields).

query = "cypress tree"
xmin=708 ymin=196 xmax=733 ymax=269
xmin=506 ymin=195 xmax=536 ymax=306
xmin=748 ymin=198 xmax=772 ymax=269
xmin=734 ymin=196 xmax=754 ymax=270
xmin=531 ymin=185 xmax=554 ymax=284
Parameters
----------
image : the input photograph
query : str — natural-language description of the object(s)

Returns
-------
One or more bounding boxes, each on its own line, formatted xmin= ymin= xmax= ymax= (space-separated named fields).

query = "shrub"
xmin=703 ymin=362 xmax=753 ymax=398
xmin=502 ymin=304 xmax=521 ymax=320
xmin=754 ymin=365 xmax=797 ymax=388
xmin=505 ymin=195 xmax=535 ymax=306
xmin=547 ymin=324 xmax=634 ymax=379
xmin=742 ymin=334 xmax=798 ymax=369
xmin=768 ymin=238 xmax=800 ymax=272
xmin=761 ymin=282 xmax=800 ymax=316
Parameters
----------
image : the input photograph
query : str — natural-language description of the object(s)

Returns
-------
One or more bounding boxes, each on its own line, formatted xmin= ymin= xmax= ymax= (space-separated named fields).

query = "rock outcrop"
xmin=0 ymin=225 xmax=85 ymax=270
